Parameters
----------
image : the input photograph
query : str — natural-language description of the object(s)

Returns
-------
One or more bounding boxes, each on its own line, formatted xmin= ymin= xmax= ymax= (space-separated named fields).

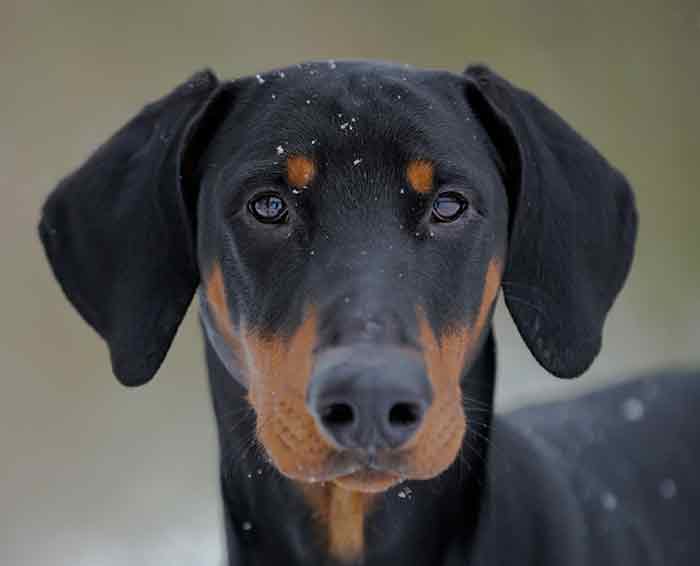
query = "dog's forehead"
xmin=223 ymin=61 xmax=487 ymax=169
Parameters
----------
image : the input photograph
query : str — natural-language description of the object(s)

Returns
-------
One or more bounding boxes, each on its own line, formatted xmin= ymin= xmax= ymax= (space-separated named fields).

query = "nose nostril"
xmin=388 ymin=402 xmax=422 ymax=428
xmin=321 ymin=402 xmax=355 ymax=428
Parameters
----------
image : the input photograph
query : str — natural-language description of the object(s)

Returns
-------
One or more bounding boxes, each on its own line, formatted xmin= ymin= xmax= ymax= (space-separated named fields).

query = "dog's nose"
xmin=307 ymin=345 xmax=433 ymax=452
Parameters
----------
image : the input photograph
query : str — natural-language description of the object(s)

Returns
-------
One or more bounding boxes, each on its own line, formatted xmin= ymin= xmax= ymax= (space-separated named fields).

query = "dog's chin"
xmin=333 ymin=469 xmax=402 ymax=493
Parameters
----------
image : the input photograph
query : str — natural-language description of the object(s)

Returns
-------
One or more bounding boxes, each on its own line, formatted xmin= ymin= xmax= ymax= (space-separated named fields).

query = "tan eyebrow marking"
xmin=406 ymin=160 xmax=434 ymax=193
xmin=286 ymin=155 xmax=316 ymax=189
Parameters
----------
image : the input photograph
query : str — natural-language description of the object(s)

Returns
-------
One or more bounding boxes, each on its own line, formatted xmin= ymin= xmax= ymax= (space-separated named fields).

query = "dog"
xmin=39 ymin=60 xmax=699 ymax=565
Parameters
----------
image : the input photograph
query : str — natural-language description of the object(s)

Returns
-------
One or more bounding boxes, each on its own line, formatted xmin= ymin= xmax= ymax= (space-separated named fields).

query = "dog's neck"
xmin=204 ymin=331 xmax=496 ymax=566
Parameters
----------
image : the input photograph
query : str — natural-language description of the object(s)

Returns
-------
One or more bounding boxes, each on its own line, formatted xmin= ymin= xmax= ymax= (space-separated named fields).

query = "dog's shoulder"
xmin=477 ymin=373 xmax=700 ymax=565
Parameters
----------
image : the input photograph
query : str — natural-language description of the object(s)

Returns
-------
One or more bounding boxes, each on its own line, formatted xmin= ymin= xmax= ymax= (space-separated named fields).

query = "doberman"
xmin=39 ymin=61 xmax=700 ymax=565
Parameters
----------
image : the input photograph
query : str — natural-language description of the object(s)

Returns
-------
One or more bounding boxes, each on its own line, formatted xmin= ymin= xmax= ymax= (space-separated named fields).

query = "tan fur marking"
xmin=206 ymin=262 xmax=238 ymax=348
xmin=241 ymin=310 xmax=336 ymax=480
xmin=406 ymin=160 xmax=434 ymax=193
xmin=286 ymin=155 xmax=316 ymax=189
xmin=410 ymin=258 xmax=502 ymax=478
xmin=300 ymin=483 xmax=373 ymax=563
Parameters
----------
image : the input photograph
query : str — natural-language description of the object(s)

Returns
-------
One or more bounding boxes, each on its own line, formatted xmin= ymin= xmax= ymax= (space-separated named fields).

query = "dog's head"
xmin=40 ymin=61 xmax=637 ymax=493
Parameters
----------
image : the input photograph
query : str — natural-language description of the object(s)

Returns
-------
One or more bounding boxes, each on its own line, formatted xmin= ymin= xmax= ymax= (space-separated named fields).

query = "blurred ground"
xmin=1 ymin=1 xmax=699 ymax=564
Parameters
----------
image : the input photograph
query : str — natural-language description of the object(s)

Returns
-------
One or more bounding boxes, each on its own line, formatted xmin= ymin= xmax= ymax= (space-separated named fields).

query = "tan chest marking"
xmin=300 ymin=483 xmax=374 ymax=563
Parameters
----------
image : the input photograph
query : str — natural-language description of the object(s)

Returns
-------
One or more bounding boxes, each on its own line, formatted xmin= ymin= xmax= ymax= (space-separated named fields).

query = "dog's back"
xmin=469 ymin=373 xmax=700 ymax=566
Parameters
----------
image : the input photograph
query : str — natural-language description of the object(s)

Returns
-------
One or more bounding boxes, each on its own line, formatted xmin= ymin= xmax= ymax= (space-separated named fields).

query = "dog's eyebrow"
xmin=286 ymin=155 xmax=316 ymax=189
xmin=406 ymin=160 xmax=434 ymax=193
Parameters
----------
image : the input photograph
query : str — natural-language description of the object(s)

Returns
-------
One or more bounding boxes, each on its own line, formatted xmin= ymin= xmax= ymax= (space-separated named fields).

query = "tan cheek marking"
xmin=473 ymin=257 xmax=502 ymax=340
xmin=406 ymin=159 xmax=434 ymax=193
xmin=286 ymin=155 xmax=316 ymax=189
xmin=410 ymin=258 xmax=502 ymax=478
xmin=205 ymin=262 xmax=240 ymax=351
xmin=240 ymin=310 xmax=334 ymax=479
xmin=300 ymin=483 xmax=373 ymax=563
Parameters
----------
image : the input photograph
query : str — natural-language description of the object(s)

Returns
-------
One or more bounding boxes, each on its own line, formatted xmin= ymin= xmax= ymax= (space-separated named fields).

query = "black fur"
xmin=39 ymin=61 xmax=698 ymax=565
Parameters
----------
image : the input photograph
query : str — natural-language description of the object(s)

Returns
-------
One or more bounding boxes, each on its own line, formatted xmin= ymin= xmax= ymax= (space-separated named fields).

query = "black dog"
xmin=39 ymin=61 xmax=699 ymax=565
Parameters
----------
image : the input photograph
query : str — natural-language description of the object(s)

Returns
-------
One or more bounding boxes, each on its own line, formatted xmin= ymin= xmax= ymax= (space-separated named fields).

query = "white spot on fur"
xmin=601 ymin=491 xmax=618 ymax=511
xmin=621 ymin=397 xmax=645 ymax=421
xmin=659 ymin=478 xmax=677 ymax=499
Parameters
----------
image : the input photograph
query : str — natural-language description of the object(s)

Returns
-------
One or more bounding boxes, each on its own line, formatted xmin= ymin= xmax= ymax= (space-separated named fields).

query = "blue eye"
xmin=431 ymin=193 xmax=468 ymax=222
xmin=248 ymin=194 xmax=288 ymax=224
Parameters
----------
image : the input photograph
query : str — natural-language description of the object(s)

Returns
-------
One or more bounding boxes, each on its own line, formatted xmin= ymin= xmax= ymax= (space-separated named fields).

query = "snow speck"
xmin=328 ymin=60 xmax=337 ymax=69
xmin=309 ymin=250 xmax=315 ymax=256
xmin=399 ymin=188 xmax=406 ymax=194
xmin=242 ymin=521 xmax=253 ymax=532
xmin=659 ymin=478 xmax=677 ymax=499
xmin=601 ymin=491 xmax=618 ymax=511
xmin=311 ymin=139 xmax=318 ymax=145
xmin=360 ymin=250 xmax=368 ymax=256
xmin=276 ymin=145 xmax=285 ymax=155
xmin=271 ymin=93 xmax=277 ymax=100
xmin=621 ymin=397 xmax=645 ymax=421
xmin=278 ymin=71 xmax=286 ymax=79
xmin=396 ymin=94 xmax=402 ymax=100
xmin=291 ymin=188 xmax=302 ymax=195
xmin=256 ymin=468 xmax=263 ymax=475
xmin=353 ymin=158 xmax=363 ymax=166
xmin=429 ymin=231 xmax=436 ymax=238
xmin=340 ymin=122 xmax=350 ymax=130
xmin=397 ymin=486 xmax=412 ymax=499
xmin=306 ymin=99 xmax=311 ymax=105
xmin=256 ymin=74 xmax=265 ymax=84
xmin=343 ymin=296 xmax=351 ymax=304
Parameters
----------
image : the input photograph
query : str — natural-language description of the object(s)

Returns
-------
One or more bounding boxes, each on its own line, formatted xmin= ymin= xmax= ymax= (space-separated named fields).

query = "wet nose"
xmin=306 ymin=345 xmax=433 ymax=452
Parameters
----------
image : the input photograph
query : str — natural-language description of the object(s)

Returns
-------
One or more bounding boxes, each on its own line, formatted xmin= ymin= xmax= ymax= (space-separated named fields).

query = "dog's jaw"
xmin=205 ymin=325 xmax=497 ymax=565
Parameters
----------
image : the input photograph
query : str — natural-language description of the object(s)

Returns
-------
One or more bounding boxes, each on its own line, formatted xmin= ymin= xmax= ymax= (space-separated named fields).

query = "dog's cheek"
xmin=410 ymin=258 xmax=502 ymax=477
xmin=242 ymin=312 xmax=335 ymax=479
xmin=410 ymin=319 xmax=470 ymax=478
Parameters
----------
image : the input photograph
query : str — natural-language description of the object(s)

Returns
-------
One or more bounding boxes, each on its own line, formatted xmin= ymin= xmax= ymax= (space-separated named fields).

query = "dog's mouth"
xmin=291 ymin=449 xmax=409 ymax=492
xmin=334 ymin=468 xmax=402 ymax=493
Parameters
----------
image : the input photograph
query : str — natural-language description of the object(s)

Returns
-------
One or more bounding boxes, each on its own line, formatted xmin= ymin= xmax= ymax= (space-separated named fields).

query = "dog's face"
xmin=197 ymin=62 xmax=509 ymax=490
xmin=39 ymin=61 xmax=637 ymax=495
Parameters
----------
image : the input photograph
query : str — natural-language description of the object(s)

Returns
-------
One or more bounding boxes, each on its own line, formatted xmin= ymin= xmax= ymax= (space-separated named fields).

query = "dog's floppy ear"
xmin=464 ymin=65 xmax=638 ymax=378
xmin=39 ymin=70 xmax=234 ymax=386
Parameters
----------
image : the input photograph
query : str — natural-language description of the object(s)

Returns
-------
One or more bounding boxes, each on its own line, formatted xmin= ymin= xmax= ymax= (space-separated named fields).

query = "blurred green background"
xmin=2 ymin=1 xmax=698 ymax=564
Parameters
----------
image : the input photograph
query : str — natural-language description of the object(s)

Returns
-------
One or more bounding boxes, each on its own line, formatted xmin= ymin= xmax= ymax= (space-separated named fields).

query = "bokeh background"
xmin=2 ymin=1 xmax=699 ymax=564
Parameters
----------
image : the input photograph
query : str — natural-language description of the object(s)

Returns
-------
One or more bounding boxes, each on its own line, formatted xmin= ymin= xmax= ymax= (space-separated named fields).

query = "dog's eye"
xmin=431 ymin=193 xmax=468 ymax=223
xmin=248 ymin=194 xmax=288 ymax=224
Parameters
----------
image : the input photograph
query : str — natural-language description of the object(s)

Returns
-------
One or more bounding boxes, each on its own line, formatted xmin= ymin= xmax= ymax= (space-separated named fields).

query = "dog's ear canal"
xmin=464 ymin=65 xmax=638 ymax=378
xmin=39 ymin=70 xmax=236 ymax=386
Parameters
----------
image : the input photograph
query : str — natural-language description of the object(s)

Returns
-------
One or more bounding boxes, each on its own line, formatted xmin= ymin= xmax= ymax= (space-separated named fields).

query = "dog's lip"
xmin=307 ymin=449 xmax=408 ymax=483
xmin=333 ymin=467 xmax=402 ymax=492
